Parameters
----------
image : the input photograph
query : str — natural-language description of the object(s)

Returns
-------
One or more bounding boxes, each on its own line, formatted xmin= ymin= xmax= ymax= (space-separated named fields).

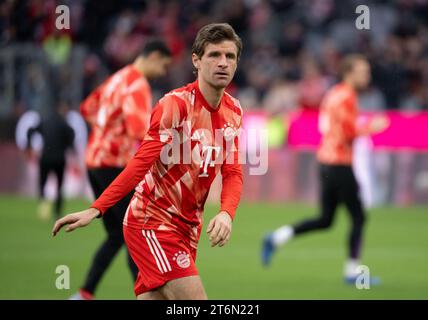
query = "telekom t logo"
xmin=199 ymin=146 xmax=221 ymax=177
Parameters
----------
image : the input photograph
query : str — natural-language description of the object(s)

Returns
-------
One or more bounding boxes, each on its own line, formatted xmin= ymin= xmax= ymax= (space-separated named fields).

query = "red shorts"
xmin=123 ymin=225 xmax=199 ymax=296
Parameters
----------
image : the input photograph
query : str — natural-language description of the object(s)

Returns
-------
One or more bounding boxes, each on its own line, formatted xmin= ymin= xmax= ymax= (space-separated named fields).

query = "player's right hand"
xmin=52 ymin=208 xmax=100 ymax=237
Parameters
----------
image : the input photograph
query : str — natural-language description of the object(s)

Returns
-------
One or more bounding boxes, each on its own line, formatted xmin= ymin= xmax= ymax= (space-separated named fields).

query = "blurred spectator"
xmin=278 ymin=19 xmax=304 ymax=57
xmin=298 ymin=55 xmax=331 ymax=110
xmin=103 ymin=10 xmax=144 ymax=70
xmin=42 ymin=28 xmax=72 ymax=65
xmin=399 ymin=71 xmax=427 ymax=111
xmin=20 ymin=62 xmax=52 ymax=113
xmin=263 ymin=73 xmax=299 ymax=115
xmin=358 ymin=85 xmax=387 ymax=111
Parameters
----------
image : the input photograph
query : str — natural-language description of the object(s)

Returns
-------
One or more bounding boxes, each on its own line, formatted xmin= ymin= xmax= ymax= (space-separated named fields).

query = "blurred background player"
xmin=53 ymin=23 xmax=243 ymax=300
xmin=262 ymin=54 xmax=389 ymax=283
xmin=70 ymin=40 xmax=172 ymax=300
xmin=26 ymin=103 xmax=75 ymax=220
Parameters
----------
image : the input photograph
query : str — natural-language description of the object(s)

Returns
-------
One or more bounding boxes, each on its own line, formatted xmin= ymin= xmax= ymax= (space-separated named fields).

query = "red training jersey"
xmin=92 ymin=81 xmax=244 ymax=249
xmin=80 ymin=65 xmax=152 ymax=168
xmin=317 ymin=82 xmax=371 ymax=165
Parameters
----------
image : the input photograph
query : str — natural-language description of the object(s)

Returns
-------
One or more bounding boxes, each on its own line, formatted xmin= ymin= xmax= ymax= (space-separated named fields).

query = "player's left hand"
xmin=206 ymin=211 xmax=232 ymax=247
xmin=370 ymin=115 xmax=390 ymax=133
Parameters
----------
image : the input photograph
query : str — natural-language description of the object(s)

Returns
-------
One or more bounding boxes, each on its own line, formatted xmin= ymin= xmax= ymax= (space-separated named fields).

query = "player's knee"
xmin=163 ymin=287 xmax=207 ymax=300
xmin=137 ymin=290 xmax=165 ymax=300
xmin=161 ymin=276 xmax=207 ymax=300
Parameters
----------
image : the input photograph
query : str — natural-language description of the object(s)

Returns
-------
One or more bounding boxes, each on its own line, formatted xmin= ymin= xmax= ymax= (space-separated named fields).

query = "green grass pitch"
xmin=0 ymin=195 xmax=427 ymax=299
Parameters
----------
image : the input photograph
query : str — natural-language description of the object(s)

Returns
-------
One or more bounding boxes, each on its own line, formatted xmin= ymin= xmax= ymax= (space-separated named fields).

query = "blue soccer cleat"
xmin=344 ymin=275 xmax=381 ymax=286
xmin=261 ymin=233 xmax=276 ymax=267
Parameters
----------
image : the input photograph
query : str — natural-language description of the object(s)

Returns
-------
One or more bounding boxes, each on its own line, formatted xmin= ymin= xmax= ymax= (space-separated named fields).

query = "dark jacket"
xmin=27 ymin=112 xmax=75 ymax=163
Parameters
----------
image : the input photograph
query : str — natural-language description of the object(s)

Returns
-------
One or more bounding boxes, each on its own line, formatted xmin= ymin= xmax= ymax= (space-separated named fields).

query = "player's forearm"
xmin=355 ymin=121 xmax=373 ymax=136
xmin=220 ymin=164 xmax=243 ymax=220
xmin=91 ymin=138 xmax=164 ymax=215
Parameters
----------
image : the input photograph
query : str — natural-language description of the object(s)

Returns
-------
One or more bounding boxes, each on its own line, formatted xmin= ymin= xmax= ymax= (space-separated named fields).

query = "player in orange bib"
xmin=262 ymin=55 xmax=389 ymax=284
xmin=53 ymin=23 xmax=244 ymax=300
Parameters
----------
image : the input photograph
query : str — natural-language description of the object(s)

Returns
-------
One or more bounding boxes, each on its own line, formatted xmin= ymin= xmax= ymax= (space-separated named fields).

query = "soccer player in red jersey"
xmin=70 ymin=41 xmax=172 ymax=300
xmin=262 ymin=55 xmax=389 ymax=283
xmin=53 ymin=23 xmax=244 ymax=300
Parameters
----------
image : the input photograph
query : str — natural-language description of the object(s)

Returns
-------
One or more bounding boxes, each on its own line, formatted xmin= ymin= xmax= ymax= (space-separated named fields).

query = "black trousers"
xmin=39 ymin=159 xmax=65 ymax=218
xmin=293 ymin=164 xmax=366 ymax=259
xmin=82 ymin=167 xmax=138 ymax=294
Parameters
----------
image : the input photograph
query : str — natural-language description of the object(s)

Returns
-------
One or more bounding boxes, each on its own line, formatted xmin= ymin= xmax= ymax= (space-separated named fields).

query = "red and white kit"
xmin=317 ymin=82 xmax=372 ymax=165
xmin=92 ymin=80 xmax=243 ymax=295
xmin=80 ymin=65 xmax=152 ymax=168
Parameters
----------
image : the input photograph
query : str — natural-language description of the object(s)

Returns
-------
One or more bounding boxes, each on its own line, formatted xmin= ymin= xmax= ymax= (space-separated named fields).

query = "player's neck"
xmin=197 ymin=79 xmax=224 ymax=109
xmin=133 ymin=59 xmax=149 ymax=79
xmin=343 ymin=78 xmax=356 ymax=91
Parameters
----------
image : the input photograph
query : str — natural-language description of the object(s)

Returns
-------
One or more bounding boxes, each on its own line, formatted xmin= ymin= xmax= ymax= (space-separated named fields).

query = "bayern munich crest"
xmin=173 ymin=251 xmax=191 ymax=269
xmin=221 ymin=122 xmax=239 ymax=141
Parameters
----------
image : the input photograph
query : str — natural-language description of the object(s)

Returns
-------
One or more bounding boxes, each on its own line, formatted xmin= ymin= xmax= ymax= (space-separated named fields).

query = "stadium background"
xmin=0 ymin=0 xmax=427 ymax=299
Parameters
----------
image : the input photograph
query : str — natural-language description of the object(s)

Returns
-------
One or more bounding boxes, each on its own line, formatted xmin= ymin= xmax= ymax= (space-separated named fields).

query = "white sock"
xmin=344 ymin=259 xmax=361 ymax=278
xmin=271 ymin=225 xmax=294 ymax=247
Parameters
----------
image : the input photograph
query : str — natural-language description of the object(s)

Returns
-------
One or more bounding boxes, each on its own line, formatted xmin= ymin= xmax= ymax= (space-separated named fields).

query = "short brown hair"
xmin=192 ymin=23 xmax=243 ymax=60
xmin=340 ymin=54 xmax=368 ymax=78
